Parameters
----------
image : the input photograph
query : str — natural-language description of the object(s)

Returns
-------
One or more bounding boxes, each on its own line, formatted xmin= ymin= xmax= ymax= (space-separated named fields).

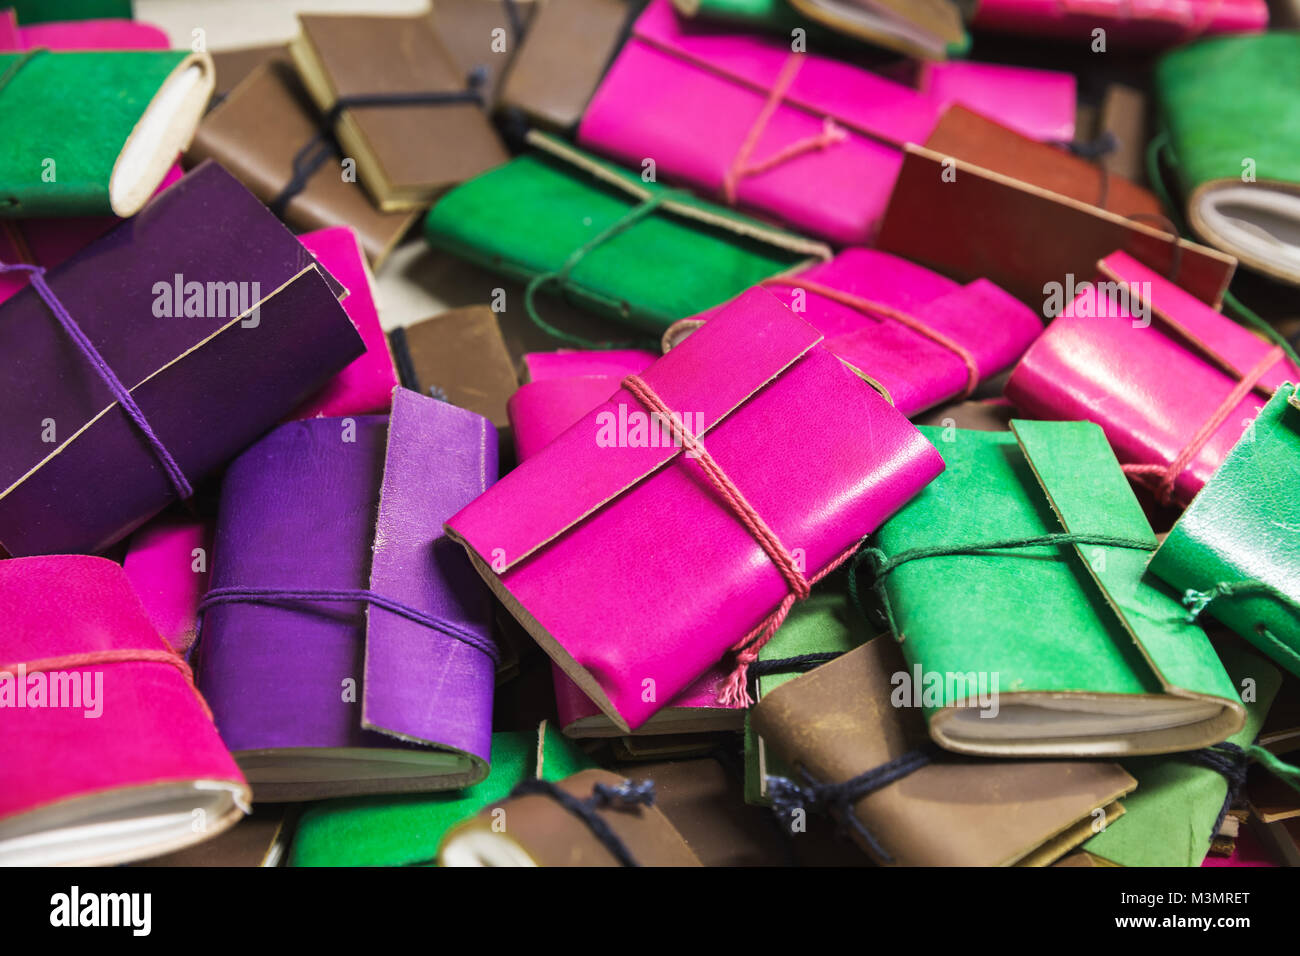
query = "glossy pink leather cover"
xmin=0 ymin=555 xmax=247 ymax=837
xmin=448 ymin=288 xmax=944 ymax=730
xmin=972 ymin=0 xmax=1267 ymax=46
xmin=919 ymin=61 xmax=1075 ymax=142
xmin=1005 ymin=251 xmax=1299 ymax=506
xmin=122 ymin=515 xmax=213 ymax=658
xmin=292 ymin=227 xmax=398 ymax=419
xmin=695 ymin=248 xmax=1043 ymax=417
xmin=577 ymin=0 xmax=940 ymax=245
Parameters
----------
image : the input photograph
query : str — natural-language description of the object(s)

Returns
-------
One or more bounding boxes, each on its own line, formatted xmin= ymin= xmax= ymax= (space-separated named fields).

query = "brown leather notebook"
xmin=290 ymin=12 xmax=509 ymax=211
xmin=751 ymin=637 xmax=1137 ymax=866
xmin=394 ymin=306 xmax=519 ymax=428
xmin=497 ymin=0 xmax=632 ymax=131
xmin=435 ymin=0 xmax=537 ymax=107
xmin=440 ymin=769 xmax=702 ymax=866
xmin=876 ymin=141 xmax=1236 ymax=309
xmin=209 ymin=44 xmax=286 ymax=103
xmin=186 ymin=60 xmax=418 ymax=267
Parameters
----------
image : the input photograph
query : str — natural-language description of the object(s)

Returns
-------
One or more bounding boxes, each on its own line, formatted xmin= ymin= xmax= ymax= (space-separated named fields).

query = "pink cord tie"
xmin=762 ymin=276 xmax=982 ymax=400
xmin=1 ymin=647 xmax=212 ymax=721
xmin=621 ymin=373 xmax=855 ymax=707
xmin=1122 ymin=345 xmax=1282 ymax=505
xmin=720 ymin=54 xmax=848 ymax=207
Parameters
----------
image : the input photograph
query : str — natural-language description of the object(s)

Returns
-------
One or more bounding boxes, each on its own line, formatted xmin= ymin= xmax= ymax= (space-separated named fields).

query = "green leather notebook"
xmin=0 ymin=49 xmax=214 ymax=218
xmin=288 ymin=724 xmax=596 ymax=867
xmin=423 ymin=130 xmax=829 ymax=343
xmin=863 ymin=420 xmax=1245 ymax=758
xmin=741 ymin=592 xmax=872 ymax=806
xmin=1082 ymin=645 xmax=1286 ymax=867
xmin=8 ymin=0 xmax=131 ymax=23
xmin=1149 ymin=383 xmax=1300 ymax=680
xmin=1155 ymin=33 xmax=1300 ymax=285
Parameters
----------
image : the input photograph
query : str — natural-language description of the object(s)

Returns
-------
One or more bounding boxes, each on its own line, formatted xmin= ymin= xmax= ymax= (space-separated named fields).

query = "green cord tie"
xmin=523 ymin=188 xmax=689 ymax=351
xmin=1181 ymin=579 xmax=1300 ymax=672
xmin=849 ymin=532 xmax=1156 ymax=636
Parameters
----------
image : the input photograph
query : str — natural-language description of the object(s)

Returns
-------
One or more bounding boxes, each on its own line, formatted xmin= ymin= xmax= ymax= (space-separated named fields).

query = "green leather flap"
xmin=289 ymin=724 xmax=595 ymax=867
xmin=423 ymin=131 xmax=828 ymax=335
xmin=1150 ymin=383 xmax=1300 ymax=677
xmin=1011 ymin=419 xmax=1238 ymax=705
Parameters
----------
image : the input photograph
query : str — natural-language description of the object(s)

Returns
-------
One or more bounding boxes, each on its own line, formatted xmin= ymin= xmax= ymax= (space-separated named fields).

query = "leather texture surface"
xmin=0 ymin=48 xmax=213 ymax=217
xmin=291 ymin=12 xmax=508 ymax=211
xmin=122 ymin=515 xmax=213 ymax=658
xmin=872 ymin=419 xmax=1244 ymax=755
xmin=498 ymin=0 xmax=630 ymax=130
xmin=186 ymin=58 xmax=419 ymax=267
xmin=1149 ymin=384 xmax=1300 ymax=677
xmin=290 ymin=725 xmax=595 ymax=866
xmin=424 ymin=131 xmax=826 ymax=335
xmin=0 ymin=161 xmax=364 ymax=557
xmin=447 ymin=288 xmax=944 ymax=731
xmin=402 ymin=305 xmax=519 ymax=428
xmin=441 ymin=768 xmax=703 ymax=865
xmin=877 ymin=143 xmax=1236 ymax=308
xmin=0 ymin=555 xmax=249 ymax=865
xmin=292 ymin=227 xmax=398 ymax=419
xmin=1082 ymin=645 xmax=1283 ymax=866
xmin=751 ymin=635 xmax=1138 ymax=865
xmin=198 ymin=389 xmax=498 ymax=799
xmin=1005 ymin=251 xmax=1299 ymax=507
xmin=972 ymin=0 xmax=1267 ymax=46
xmin=693 ymin=247 xmax=1043 ymax=417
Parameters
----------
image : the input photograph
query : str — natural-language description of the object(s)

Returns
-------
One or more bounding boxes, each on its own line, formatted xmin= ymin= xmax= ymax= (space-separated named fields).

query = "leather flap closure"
xmin=527 ymin=131 xmax=831 ymax=260
xmin=1011 ymin=418 xmax=1215 ymax=696
xmin=1095 ymin=251 xmax=1299 ymax=396
xmin=447 ymin=289 xmax=822 ymax=571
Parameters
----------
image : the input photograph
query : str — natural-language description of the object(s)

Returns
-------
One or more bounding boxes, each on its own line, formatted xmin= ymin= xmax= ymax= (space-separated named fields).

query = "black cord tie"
xmin=766 ymin=746 xmax=935 ymax=862
xmin=1185 ymin=741 xmax=1249 ymax=846
xmin=508 ymin=777 xmax=656 ymax=867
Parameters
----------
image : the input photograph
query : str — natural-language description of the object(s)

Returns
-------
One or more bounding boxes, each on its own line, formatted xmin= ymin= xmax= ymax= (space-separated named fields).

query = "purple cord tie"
xmin=0 ymin=260 xmax=193 ymax=501
xmin=198 ymin=586 xmax=501 ymax=665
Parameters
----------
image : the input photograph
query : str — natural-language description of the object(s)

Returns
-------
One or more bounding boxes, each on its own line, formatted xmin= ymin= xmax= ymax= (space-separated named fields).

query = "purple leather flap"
xmin=363 ymin=388 xmax=497 ymax=760
xmin=449 ymin=289 xmax=822 ymax=571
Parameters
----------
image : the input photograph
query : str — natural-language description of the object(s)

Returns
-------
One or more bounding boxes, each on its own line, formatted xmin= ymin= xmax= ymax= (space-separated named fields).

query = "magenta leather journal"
xmin=693 ymin=248 xmax=1043 ymax=417
xmin=1005 ymin=251 xmax=1299 ymax=507
xmin=447 ymin=288 xmax=944 ymax=731
xmin=972 ymin=0 xmax=1267 ymax=47
xmin=508 ymin=348 xmax=745 ymax=735
xmin=0 ymin=555 xmax=249 ymax=866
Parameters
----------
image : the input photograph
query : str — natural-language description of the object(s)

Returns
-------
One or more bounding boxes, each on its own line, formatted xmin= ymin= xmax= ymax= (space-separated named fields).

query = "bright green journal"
xmin=1155 ymin=33 xmax=1300 ymax=285
xmin=861 ymin=420 xmax=1245 ymax=758
xmin=0 ymin=48 xmax=214 ymax=218
xmin=422 ymin=130 xmax=829 ymax=344
xmin=1083 ymin=645 xmax=1293 ymax=867
xmin=1150 ymin=383 xmax=1300 ymax=680
xmin=288 ymin=724 xmax=596 ymax=867
xmin=741 ymin=592 xmax=872 ymax=806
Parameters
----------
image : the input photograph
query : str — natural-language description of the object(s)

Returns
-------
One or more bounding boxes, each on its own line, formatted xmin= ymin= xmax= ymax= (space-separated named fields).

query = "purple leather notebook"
xmin=0 ymin=160 xmax=364 ymax=557
xmin=197 ymin=388 xmax=499 ymax=801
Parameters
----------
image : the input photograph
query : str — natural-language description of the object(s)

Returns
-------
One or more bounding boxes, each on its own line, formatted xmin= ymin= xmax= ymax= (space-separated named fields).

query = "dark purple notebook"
xmin=198 ymin=388 xmax=499 ymax=801
xmin=0 ymin=160 xmax=363 ymax=557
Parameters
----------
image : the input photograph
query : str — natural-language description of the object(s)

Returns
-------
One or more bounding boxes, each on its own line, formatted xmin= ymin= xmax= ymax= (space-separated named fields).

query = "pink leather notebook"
xmin=972 ymin=0 xmax=1267 ymax=47
xmin=0 ymin=555 xmax=249 ymax=866
xmin=692 ymin=248 xmax=1043 ymax=417
xmin=510 ymin=348 xmax=746 ymax=735
xmin=448 ymin=287 xmax=944 ymax=731
xmin=122 ymin=515 xmax=213 ymax=659
xmin=578 ymin=0 xmax=942 ymax=245
xmin=1005 ymin=250 xmax=1299 ymax=507
xmin=918 ymin=61 xmax=1075 ymax=143
xmin=0 ymin=11 xmax=170 ymax=51
xmin=292 ymin=227 xmax=398 ymax=419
